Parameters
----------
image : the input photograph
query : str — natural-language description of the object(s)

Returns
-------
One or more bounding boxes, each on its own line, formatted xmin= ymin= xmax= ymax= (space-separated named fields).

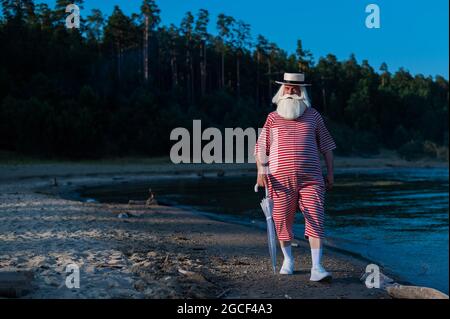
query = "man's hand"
xmin=256 ymin=173 xmax=268 ymax=188
xmin=325 ymin=173 xmax=334 ymax=191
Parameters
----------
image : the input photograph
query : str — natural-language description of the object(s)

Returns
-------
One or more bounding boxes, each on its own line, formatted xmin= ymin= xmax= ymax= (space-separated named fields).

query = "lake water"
xmin=79 ymin=167 xmax=449 ymax=294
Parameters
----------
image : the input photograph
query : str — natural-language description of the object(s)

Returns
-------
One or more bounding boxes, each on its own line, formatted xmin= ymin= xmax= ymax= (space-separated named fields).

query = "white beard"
xmin=276 ymin=95 xmax=307 ymax=120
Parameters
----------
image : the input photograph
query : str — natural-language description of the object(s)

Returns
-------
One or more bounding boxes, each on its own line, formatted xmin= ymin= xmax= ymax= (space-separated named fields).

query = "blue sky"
xmin=39 ymin=0 xmax=449 ymax=79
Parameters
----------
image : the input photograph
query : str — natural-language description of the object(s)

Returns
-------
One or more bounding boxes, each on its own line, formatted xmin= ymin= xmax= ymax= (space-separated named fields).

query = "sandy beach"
xmin=0 ymin=152 xmax=447 ymax=299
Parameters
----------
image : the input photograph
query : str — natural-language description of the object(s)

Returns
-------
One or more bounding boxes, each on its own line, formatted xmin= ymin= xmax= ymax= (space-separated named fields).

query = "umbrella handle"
xmin=254 ymin=183 xmax=270 ymax=198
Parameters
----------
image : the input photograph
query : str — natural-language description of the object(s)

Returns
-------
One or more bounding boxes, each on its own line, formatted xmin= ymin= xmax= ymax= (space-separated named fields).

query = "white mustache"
xmin=279 ymin=94 xmax=302 ymax=100
xmin=276 ymin=98 xmax=306 ymax=120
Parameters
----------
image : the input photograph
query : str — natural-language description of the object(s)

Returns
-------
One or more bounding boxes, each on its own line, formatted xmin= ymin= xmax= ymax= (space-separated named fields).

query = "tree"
xmin=379 ymin=62 xmax=390 ymax=87
xmin=86 ymin=9 xmax=105 ymax=43
xmin=0 ymin=1 xmax=447 ymax=160
xmin=167 ymin=24 xmax=180 ymax=90
xmin=296 ymin=39 xmax=314 ymax=72
xmin=104 ymin=6 xmax=138 ymax=83
xmin=267 ymin=42 xmax=281 ymax=102
xmin=194 ymin=9 xmax=209 ymax=97
xmin=216 ymin=13 xmax=235 ymax=88
xmin=1 ymin=0 xmax=36 ymax=24
xmin=36 ymin=3 xmax=53 ymax=29
xmin=140 ymin=0 xmax=160 ymax=83
xmin=180 ymin=11 xmax=195 ymax=102
xmin=316 ymin=54 xmax=340 ymax=115
xmin=345 ymin=79 xmax=376 ymax=131
xmin=339 ymin=53 xmax=361 ymax=115
xmin=232 ymin=19 xmax=251 ymax=99
xmin=255 ymin=35 xmax=269 ymax=106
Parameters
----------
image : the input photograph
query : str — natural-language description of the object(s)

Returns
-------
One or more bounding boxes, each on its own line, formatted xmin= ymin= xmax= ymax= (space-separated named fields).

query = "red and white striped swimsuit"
xmin=255 ymin=107 xmax=337 ymax=241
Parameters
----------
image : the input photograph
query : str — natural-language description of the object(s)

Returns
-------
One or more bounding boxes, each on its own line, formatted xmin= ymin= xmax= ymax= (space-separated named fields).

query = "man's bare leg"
xmin=309 ymin=237 xmax=321 ymax=249
xmin=280 ymin=240 xmax=291 ymax=248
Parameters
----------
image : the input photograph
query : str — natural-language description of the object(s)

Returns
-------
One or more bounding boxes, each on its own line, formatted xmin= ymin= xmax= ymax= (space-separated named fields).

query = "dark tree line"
xmin=0 ymin=0 xmax=448 ymax=160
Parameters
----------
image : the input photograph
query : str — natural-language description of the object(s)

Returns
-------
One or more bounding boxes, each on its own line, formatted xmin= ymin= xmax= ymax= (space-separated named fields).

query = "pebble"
xmin=44 ymin=276 xmax=61 ymax=287
xmin=147 ymin=251 xmax=158 ymax=258
xmin=134 ymin=280 xmax=146 ymax=292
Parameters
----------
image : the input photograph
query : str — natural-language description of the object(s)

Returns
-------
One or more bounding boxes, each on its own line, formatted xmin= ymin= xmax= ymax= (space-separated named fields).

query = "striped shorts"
xmin=268 ymin=175 xmax=326 ymax=241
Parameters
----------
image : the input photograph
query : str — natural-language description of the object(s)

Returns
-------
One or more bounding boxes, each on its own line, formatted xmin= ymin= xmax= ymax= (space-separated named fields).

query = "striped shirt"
xmin=255 ymin=107 xmax=337 ymax=181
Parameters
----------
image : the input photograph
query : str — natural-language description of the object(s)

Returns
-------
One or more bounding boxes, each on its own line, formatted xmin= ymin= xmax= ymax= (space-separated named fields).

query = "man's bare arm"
xmin=323 ymin=150 xmax=334 ymax=175
xmin=323 ymin=150 xmax=334 ymax=190
xmin=255 ymin=156 xmax=268 ymax=187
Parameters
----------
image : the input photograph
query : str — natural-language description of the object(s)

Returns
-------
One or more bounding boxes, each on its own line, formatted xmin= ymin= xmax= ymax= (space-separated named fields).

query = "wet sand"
xmin=0 ymin=154 xmax=446 ymax=299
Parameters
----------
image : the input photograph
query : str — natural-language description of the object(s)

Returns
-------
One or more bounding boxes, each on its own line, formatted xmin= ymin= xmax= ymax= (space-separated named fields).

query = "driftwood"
xmin=0 ymin=271 xmax=34 ymax=298
xmin=127 ymin=188 xmax=158 ymax=206
xmin=360 ymin=270 xmax=449 ymax=299
xmin=128 ymin=200 xmax=147 ymax=205
xmin=386 ymin=284 xmax=449 ymax=299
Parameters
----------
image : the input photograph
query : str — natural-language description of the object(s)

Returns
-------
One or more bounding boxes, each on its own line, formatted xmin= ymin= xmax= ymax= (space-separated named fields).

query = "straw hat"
xmin=275 ymin=73 xmax=311 ymax=86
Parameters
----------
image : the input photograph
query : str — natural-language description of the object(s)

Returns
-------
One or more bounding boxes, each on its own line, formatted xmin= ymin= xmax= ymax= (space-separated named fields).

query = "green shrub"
xmin=325 ymin=119 xmax=380 ymax=156
xmin=398 ymin=140 xmax=424 ymax=160
xmin=398 ymin=140 xmax=449 ymax=161
xmin=423 ymin=140 xmax=449 ymax=161
xmin=392 ymin=125 xmax=409 ymax=148
xmin=351 ymin=131 xmax=380 ymax=156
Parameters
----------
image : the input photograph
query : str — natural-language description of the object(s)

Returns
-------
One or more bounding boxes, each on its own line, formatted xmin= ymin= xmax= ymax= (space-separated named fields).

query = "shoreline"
xmin=149 ymin=202 xmax=411 ymax=285
xmin=0 ymin=160 xmax=448 ymax=299
xmin=0 ymin=148 xmax=448 ymax=180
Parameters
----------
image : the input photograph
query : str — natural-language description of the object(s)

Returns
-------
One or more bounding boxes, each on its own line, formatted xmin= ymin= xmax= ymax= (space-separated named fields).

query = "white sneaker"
xmin=310 ymin=265 xmax=332 ymax=282
xmin=279 ymin=259 xmax=294 ymax=275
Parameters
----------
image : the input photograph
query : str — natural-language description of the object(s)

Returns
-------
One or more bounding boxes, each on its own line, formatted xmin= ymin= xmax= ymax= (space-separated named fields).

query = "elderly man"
xmin=255 ymin=73 xmax=336 ymax=281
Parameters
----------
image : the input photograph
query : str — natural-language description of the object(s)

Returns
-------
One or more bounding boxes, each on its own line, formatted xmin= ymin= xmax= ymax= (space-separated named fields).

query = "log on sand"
xmin=386 ymin=284 xmax=449 ymax=299
xmin=361 ymin=270 xmax=449 ymax=299
xmin=128 ymin=188 xmax=158 ymax=206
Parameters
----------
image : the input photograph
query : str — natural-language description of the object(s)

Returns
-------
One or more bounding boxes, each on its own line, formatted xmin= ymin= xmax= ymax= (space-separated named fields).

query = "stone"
xmin=147 ymin=251 xmax=158 ymax=258
xmin=178 ymin=268 xmax=196 ymax=276
xmin=134 ymin=280 xmax=146 ymax=292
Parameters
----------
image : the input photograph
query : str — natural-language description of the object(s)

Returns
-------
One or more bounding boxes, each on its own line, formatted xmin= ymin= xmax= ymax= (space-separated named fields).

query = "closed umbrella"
xmin=254 ymin=183 xmax=277 ymax=274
